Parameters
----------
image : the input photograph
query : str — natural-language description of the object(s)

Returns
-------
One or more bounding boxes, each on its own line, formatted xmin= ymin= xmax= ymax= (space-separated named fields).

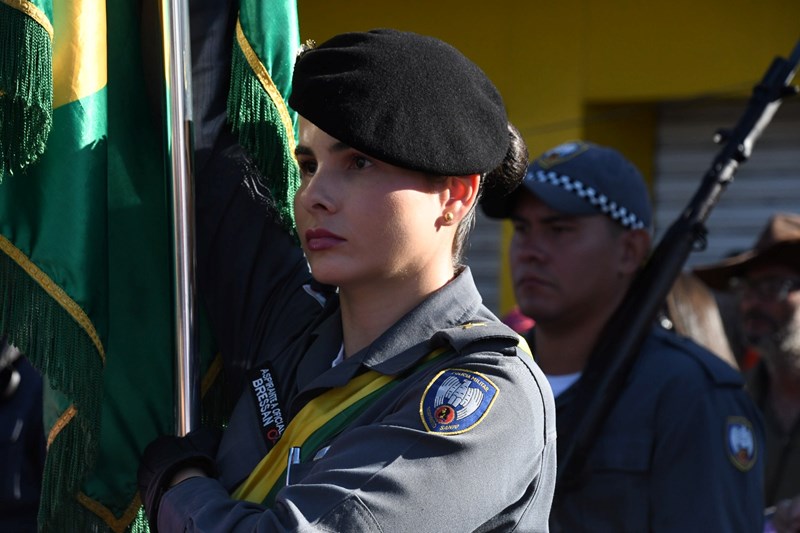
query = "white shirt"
xmin=546 ymin=372 xmax=581 ymax=398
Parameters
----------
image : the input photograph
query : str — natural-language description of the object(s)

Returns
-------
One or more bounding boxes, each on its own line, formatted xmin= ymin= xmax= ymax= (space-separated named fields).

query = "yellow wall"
xmin=297 ymin=0 xmax=800 ymax=313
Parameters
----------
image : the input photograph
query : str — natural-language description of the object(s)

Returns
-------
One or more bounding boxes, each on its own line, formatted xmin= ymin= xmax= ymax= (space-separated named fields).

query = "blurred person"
xmin=695 ymin=213 xmax=800 ymax=529
xmin=501 ymin=270 xmax=740 ymax=368
xmin=482 ymin=140 xmax=765 ymax=532
xmin=501 ymin=305 xmax=535 ymax=335
xmin=662 ymin=271 xmax=739 ymax=369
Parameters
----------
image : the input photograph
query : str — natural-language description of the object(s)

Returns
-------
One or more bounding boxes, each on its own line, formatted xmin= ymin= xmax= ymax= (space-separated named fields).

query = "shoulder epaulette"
xmin=651 ymin=326 xmax=743 ymax=387
xmin=430 ymin=321 xmax=523 ymax=357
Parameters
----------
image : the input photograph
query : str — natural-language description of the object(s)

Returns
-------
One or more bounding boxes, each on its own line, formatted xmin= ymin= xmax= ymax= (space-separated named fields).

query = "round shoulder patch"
xmin=726 ymin=416 xmax=757 ymax=471
xmin=419 ymin=368 xmax=499 ymax=435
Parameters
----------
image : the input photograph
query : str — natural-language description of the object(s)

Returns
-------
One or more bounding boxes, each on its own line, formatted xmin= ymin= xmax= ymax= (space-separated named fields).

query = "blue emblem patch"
xmin=726 ymin=416 xmax=757 ymax=472
xmin=419 ymin=369 xmax=498 ymax=435
xmin=534 ymin=141 xmax=589 ymax=169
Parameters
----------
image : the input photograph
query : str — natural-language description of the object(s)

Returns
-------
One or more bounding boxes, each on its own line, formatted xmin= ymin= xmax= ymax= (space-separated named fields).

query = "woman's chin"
xmin=308 ymin=263 xmax=348 ymax=287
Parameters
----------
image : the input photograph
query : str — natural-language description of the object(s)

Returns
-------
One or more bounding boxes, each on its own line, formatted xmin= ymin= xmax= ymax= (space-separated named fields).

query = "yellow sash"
xmin=232 ymin=346 xmax=449 ymax=504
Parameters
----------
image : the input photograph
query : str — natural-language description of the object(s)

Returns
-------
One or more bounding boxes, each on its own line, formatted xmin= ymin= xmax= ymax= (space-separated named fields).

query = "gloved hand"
xmin=137 ymin=426 xmax=222 ymax=529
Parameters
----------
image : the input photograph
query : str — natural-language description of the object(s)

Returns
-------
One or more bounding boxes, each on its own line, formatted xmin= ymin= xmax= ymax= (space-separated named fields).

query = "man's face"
xmin=508 ymin=192 xmax=640 ymax=328
xmin=737 ymin=263 xmax=800 ymax=368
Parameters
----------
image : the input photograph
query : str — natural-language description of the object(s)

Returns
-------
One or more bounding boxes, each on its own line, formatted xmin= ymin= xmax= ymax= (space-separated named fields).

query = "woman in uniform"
xmin=138 ymin=28 xmax=556 ymax=532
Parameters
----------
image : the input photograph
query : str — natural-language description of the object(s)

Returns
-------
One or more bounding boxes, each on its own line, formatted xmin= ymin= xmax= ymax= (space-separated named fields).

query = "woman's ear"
xmin=443 ymin=174 xmax=481 ymax=221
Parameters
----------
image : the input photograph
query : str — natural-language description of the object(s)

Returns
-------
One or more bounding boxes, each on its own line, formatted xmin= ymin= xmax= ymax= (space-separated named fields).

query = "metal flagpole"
xmin=160 ymin=0 xmax=200 ymax=436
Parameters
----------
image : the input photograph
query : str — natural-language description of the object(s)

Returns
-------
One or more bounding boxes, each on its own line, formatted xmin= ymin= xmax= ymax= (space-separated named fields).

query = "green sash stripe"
xmin=260 ymin=382 xmax=402 ymax=507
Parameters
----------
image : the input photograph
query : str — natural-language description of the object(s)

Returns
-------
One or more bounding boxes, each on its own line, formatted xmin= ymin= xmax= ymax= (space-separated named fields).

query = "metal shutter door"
xmin=654 ymin=98 xmax=800 ymax=269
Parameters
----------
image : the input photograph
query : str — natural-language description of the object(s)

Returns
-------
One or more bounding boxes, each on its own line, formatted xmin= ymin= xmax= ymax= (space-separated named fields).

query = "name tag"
xmin=248 ymin=365 xmax=287 ymax=448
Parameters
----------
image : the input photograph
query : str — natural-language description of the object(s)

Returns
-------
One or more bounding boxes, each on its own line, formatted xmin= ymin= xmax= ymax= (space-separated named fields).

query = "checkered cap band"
xmin=532 ymin=169 xmax=646 ymax=230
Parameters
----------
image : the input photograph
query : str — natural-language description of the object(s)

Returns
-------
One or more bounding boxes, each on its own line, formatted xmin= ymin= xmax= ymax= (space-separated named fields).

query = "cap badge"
xmin=536 ymin=141 xmax=589 ymax=169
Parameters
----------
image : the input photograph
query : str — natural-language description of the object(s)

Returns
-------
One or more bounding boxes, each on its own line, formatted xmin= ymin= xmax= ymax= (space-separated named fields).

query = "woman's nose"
xmin=297 ymin=170 xmax=336 ymax=214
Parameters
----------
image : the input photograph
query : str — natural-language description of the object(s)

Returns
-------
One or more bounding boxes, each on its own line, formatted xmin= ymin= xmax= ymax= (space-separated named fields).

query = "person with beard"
xmin=695 ymin=213 xmax=800 ymax=531
xmin=482 ymin=140 xmax=765 ymax=532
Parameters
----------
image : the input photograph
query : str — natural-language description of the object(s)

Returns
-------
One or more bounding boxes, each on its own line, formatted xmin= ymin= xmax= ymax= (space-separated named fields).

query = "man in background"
xmin=695 ymin=213 xmax=800 ymax=531
xmin=481 ymin=140 xmax=765 ymax=531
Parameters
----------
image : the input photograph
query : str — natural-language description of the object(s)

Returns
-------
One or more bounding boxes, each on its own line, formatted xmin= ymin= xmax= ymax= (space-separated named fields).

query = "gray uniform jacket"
xmin=551 ymin=326 xmax=765 ymax=532
xmin=155 ymin=139 xmax=557 ymax=532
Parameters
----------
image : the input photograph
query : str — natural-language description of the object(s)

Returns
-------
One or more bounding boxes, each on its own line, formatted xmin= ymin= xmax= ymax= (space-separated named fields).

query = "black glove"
xmin=137 ymin=426 xmax=222 ymax=529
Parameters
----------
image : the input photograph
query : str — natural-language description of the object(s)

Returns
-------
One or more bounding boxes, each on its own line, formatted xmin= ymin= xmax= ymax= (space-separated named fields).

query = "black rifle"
xmin=555 ymin=40 xmax=800 ymax=497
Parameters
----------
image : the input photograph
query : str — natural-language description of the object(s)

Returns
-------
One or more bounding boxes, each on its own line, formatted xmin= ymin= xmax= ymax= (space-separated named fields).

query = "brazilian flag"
xmin=0 ymin=0 xmax=299 ymax=530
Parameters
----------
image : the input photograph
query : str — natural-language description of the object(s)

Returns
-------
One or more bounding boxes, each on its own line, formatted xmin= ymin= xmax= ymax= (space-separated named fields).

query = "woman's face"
xmin=293 ymin=118 xmax=452 ymax=291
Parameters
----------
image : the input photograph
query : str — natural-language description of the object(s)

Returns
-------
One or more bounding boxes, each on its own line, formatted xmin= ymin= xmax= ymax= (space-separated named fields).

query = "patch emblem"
xmin=420 ymin=369 xmax=498 ymax=435
xmin=726 ymin=416 xmax=757 ymax=471
xmin=248 ymin=365 xmax=286 ymax=449
xmin=534 ymin=141 xmax=589 ymax=169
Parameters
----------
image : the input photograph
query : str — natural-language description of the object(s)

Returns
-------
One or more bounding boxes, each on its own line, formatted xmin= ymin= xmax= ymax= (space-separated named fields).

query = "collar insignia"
xmin=535 ymin=141 xmax=589 ymax=169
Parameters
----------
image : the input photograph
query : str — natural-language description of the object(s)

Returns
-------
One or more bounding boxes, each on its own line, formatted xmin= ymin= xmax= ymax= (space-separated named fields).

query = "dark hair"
xmin=483 ymin=122 xmax=529 ymax=197
xmin=453 ymin=122 xmax=529 ymax=266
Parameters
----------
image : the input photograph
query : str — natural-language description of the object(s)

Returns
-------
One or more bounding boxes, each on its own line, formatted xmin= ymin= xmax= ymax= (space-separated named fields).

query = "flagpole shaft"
xmin=161 ymin=0 xmax=199 ymax=436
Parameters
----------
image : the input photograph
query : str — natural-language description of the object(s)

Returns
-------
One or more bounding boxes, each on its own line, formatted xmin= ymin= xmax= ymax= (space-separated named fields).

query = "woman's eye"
xmin=353 ymin=156 xmax=372 ymax=169
xmin=298 ymin=160 xmax=317 ymax=175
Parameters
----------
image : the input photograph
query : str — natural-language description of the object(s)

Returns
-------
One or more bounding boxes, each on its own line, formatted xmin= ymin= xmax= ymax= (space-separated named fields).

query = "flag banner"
xmin=228 ymin=0 xmax=300 ymax=229
xmin=1 ymin=0 xmax=174 ymax=529
xmin=0 ymin=0 xmax=53 ymax=181
xmin=0 ymin=0 xmax=299 ymax=530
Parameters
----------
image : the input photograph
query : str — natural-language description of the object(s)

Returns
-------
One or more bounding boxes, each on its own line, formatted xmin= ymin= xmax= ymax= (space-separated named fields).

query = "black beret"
xmin=289 ymin=29 xmax=509 ymax=176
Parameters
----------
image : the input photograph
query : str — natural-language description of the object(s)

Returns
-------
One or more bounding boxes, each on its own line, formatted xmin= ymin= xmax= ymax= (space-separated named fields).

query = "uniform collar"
xmin=297 ymin=267 xmax=484 ymax=391
xmin=358 ymin=267 xmax=483 ymax=375
xmin=294 ymin=302 xmax=348 ymax=391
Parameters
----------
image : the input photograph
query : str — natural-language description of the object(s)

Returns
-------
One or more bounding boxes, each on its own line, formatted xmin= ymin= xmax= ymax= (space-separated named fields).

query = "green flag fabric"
xmin=0 ymin=0 xmax=299 ymax=531
xmin=0 ymin=0 xmax=53 ymax=181
xmin=1 ymin=0 xmax=174 ymax=530
xmin=228 ymin=0 xmax=301 ymax=229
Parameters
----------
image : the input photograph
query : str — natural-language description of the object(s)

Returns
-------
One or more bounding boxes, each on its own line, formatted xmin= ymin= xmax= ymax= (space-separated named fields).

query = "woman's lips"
xmin=305 ymin=228 xmax=345 ymax=251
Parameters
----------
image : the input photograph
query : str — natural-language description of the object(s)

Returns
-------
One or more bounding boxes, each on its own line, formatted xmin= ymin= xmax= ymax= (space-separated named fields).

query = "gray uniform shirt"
xmin=156 ymin=140 xmax=557 ymax=532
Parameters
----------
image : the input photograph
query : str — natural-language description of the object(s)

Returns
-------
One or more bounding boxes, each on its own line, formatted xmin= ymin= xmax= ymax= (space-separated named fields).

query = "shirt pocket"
xmin=561 ymin=432 xmax=654 ymax=533
xmin=591 ymin=432 xmax=653 ymax=472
